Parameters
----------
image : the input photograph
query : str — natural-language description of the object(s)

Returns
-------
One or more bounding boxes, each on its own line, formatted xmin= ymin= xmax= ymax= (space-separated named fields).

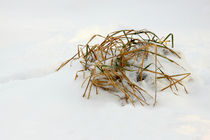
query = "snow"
xmin=0 ymin=70 xmax=209 ymax=140
xmin=1 ymin=0 xmax=210 ymax=139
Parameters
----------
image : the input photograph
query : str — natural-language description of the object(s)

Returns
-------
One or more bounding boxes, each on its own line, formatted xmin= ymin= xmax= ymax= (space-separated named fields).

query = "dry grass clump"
xmin=56 ymin=29 xmax=191 ymax=106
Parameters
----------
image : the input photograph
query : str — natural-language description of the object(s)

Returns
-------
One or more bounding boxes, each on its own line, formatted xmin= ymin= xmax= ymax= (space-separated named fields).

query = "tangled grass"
xmin=56 ymin=29 xmax=191 ymax=106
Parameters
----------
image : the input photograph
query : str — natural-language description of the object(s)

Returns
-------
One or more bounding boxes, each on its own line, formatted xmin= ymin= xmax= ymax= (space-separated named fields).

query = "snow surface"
xmin=1 ymin=0 xmax=210 ymax=139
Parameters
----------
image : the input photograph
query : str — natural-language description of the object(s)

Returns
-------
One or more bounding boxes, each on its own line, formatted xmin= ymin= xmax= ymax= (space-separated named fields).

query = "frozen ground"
xmin=0 ymin=0 xmax=210 ymax=140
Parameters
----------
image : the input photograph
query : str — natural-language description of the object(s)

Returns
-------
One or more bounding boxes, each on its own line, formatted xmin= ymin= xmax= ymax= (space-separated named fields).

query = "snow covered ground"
xmin=0 ymin=0 xmax=210 ymax=139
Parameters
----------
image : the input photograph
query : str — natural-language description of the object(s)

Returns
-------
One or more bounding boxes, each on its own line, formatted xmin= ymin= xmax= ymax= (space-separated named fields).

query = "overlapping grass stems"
xmin=56 ymin=29 xmax=191 ymax=106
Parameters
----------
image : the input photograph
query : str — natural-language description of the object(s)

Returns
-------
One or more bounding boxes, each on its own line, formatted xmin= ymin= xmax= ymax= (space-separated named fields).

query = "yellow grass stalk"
xmin=56 ymin=29 xmax=191 ymax=106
